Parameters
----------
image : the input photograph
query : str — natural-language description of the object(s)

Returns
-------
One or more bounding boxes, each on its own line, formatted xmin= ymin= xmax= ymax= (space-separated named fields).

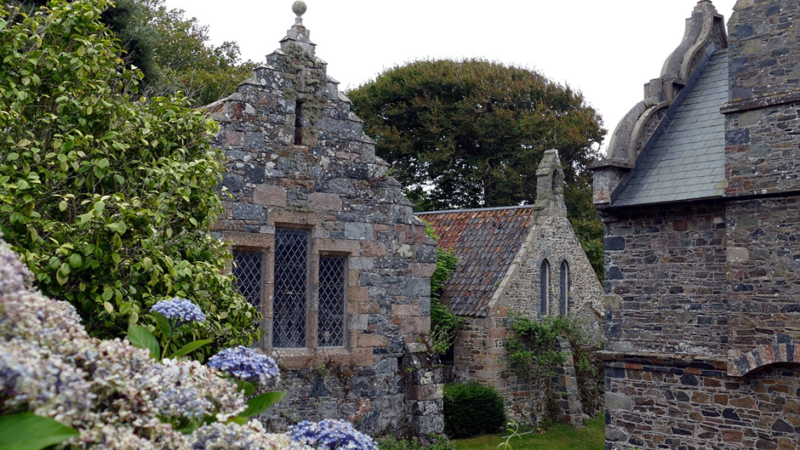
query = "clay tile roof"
xmin=417 ymin=206 xmax=534 ymax=317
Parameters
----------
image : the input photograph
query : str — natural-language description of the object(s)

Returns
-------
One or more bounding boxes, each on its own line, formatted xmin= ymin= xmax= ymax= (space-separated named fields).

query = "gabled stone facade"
xmin=593 ymin=1 xmax=800 ymax=448
xmin=206 ymin=3 xmax=442 ymax=438
xmin=423 ymin=150 xmax=604 ymax=426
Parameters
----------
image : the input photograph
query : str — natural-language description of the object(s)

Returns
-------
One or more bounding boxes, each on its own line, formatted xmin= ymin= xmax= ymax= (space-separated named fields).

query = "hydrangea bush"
xmin=0 ymin=238 xmax=376 ymax=449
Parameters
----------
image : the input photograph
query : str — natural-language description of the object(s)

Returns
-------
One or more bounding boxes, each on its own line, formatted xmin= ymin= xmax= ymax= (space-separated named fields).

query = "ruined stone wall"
xmin=207 ymin=19 xmax=442 ymax=437
xmin=603 ymin=203 xmax=728 ymax=356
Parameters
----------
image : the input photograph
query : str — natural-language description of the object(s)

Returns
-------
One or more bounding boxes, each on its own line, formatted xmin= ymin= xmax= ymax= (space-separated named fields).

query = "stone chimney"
xmin=533 ymin=149 xmax=568 ymax=220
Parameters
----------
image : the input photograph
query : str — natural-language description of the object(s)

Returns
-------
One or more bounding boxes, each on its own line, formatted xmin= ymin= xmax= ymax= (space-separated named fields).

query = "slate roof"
xmin=614 ymin=49 xmax=728 ymax=206
xmin=418 ymin=206 xmax=533 ymax=317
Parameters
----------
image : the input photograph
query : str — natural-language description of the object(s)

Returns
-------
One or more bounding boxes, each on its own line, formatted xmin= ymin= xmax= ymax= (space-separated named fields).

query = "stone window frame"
xmin=219 ymin=229 xmax=357 ymax=368
xmin=559 ymin=260 xmax=570 ymax=317
xmin=540 ymin=259 xmax=550 ymax=316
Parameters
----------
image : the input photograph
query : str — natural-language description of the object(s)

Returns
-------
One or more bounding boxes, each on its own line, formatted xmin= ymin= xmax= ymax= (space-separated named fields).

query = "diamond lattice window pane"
xmin=319 ymin=257 xmax=345 ymax=347
xmin=273 ymin=229 xmax=308 ymax=348
xmin=233 ymin=251 xmax=262 ymax=308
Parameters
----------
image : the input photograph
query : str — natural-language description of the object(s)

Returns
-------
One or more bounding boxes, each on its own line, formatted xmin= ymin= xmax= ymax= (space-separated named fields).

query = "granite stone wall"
xmin=206 ymin=14 xmax=443 ymax=438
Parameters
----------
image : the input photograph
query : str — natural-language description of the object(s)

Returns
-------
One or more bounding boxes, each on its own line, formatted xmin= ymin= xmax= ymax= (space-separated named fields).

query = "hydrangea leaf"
xmin=0 ymin=413 xmax=78 ymax=450
xmin=234 ymin=379 xmax=255 ymax=397
xmin=126 ymin=324 xmax=160 ymax=360
xmin=241 ymin=391 xmax=286 ymax=418
xmin=171 ymin=339 xmax=213 ymax=359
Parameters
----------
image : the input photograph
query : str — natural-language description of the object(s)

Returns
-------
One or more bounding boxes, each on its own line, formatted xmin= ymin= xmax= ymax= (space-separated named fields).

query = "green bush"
xmin=443 ymin=382 xmax=506 ymax=438
xmin=0 ymin=0 xmax=261 ymax=357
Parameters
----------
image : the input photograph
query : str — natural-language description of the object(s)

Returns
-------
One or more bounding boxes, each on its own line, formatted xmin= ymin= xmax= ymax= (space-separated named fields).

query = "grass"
xmin=452 ymin=414 xmax=605 ymax=450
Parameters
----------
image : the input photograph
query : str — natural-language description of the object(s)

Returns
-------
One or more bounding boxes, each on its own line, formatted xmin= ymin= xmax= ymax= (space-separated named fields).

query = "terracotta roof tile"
xmin=417 ymin=206 xmax=533 ymax=317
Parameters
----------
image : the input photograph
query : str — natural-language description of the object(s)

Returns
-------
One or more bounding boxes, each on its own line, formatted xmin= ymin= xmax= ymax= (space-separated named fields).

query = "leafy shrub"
xmin=0 ymin=0 xmax=260 ymax=357
xmin=443 ymin=382 xmax=506 ymax=438
xmin=0 ymin=235 xmax=378 ymax=449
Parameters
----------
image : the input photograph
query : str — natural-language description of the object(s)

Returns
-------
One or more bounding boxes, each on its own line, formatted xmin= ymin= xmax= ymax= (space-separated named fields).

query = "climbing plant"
xmin=423 ymin=222 xmax=461 ymax=355
xmin=506 ymin=313 xmax=603 ymax=425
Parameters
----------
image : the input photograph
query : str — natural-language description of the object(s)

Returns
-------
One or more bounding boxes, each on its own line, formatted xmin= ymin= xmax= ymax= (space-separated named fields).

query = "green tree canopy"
xmin=6 ymin=0 xmax=254 ymax=105
xmin=0 ymin=0 xmax=260 ymax=355
xmin=349 ymin=59 xmax=606 ymax=281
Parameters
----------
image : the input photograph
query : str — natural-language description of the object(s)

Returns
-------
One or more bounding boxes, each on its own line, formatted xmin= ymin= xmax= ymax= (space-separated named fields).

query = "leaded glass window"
xmin=233 ymin=251 xmax=262 ymax=308
xmin=318 ymin=256 xmax=345 ymax=347
xmin=540 ymin=259 xmax=550 ymax=316
xmin=273 ymin=229 xmax=308 ymax=348
xmin=560 ymin=260 xmax=569 ymax=316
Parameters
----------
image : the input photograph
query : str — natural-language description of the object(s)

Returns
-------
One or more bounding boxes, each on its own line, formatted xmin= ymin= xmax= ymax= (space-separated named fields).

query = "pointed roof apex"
xmin=280 ymin=1 xmax=316 ymax=57
xmin=533 ymin=150 xmax=567 ymax=219
xmin=292 ymin=1 xmax=307 ymax=25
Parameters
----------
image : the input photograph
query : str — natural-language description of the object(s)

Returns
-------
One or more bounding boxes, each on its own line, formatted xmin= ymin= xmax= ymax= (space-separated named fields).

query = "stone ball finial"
xmin=292 ymin=1 xmax=307 ymax=17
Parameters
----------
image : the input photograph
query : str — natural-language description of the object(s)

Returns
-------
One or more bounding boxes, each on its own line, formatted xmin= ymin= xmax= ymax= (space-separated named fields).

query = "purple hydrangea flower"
xmin=287 ymin=419 xmax=378 ymax=450
xmin=151 ymin=298 xmax=206 ymax=323
xmin=207 ymin=346 xmax=280 ymax=385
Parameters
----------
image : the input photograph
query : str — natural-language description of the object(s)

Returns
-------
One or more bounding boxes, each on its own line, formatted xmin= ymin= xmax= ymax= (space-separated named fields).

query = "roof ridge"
xmin=416 ymin=205 xmax=534 ymax=215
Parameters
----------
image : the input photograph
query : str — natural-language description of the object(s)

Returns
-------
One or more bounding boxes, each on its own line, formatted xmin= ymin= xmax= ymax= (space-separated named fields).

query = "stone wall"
xmin=603 ymin=203 xmax=728 ymax=356
xmin=724 ymin=0 xmax=800 ymax=196
xmin=207 ymin=11 xmax=443 ymax=438
xmin=605 ymin=356 xmax=800 ymax=450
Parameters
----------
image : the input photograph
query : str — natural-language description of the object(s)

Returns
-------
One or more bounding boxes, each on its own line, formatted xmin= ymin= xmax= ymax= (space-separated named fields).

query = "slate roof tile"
xmin=615 ymin=49 xmax=728 ymax=206
xmin=417 ymin=206 xmax=533 ymax=317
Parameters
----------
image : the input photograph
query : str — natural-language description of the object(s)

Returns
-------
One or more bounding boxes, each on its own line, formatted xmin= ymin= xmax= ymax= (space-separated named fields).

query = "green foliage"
xmin=452 ymin=414 xmax=606 ymax=450
xmin=141 ymin=0 xmax=257 ymax=105
xmin=443 ymin=382 xmax=507 ymax=439
xmin=348 ymin=59 xmax=606 ymax=284
xmin=0 ymin=0 xmax=260 ymax=357
xmin=377 ymin=435 xmax=455 ymax=450
xmin=564 ymin=180 xmax=604 ymax=284
xmin=0 ymin=413 xmax=78 ymax=450
xmin=506 ymin=313 xmax=604 ymax=422
xmin=423 ymin=222 xmax=461 ymax=355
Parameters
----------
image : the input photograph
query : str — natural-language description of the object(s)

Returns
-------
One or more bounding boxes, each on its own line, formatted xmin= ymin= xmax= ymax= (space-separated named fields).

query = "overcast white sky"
xmin=162 ymin=0 xmax=738 ymax=152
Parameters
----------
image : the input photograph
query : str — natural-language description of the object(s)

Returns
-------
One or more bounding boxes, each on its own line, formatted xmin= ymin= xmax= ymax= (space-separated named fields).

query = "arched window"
xmin=560 ymin=261 xmax=569 ymax=316
xmin=540 ymin=259 xmax=550 ymax=316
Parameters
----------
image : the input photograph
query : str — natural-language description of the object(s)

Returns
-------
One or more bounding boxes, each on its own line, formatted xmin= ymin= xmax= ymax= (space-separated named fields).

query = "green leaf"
xmin=103 ymin=301 xmax=114 ymax=314
xmin=142 ymin=257 xmax=153 ymax=270
xmin=234 ymin=380 xmax=255 ymax=397
xmin=240 ymin=392 xmax=286 ymax=418
xmin=226 ymin=416 xmax=249 ymax=425
xmin=97 ymin=158 xmax=109 ymax=169
xmin=126 ymin=324 xmax=160 ymax=360
xmin=171 ymin=339 xmax=213 ymax=359
xmin=58 ymin=201 xmax=68 ymax=211
xmin=69 ymin=253 xmax=82 ymax=268
xmin=153 ymin=311 xmax=172 ymax=337
xmin=0 ymin=413 xmax=78 ymax=450
xmin=6 ymin=153 xmax=18 ymax=161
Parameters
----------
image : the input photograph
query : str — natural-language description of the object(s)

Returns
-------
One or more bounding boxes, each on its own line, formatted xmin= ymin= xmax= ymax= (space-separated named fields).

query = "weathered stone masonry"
xmin=206 ymin=4 xmax=443 ymax=438
xmin=594 ymin=1 xmax=800 ymax=449
xmin=423 ymin=150 xmax=605 ymax=426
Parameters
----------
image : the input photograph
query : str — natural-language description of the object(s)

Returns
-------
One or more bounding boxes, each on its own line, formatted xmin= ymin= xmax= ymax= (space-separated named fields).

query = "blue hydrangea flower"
xmin=154 ymin=387 xmax=212 ymax=420
xmin=287 ymin=419 xmax=378 ymax=450
xmin=207 ymin=346 xmax=280 ymax=385
xmin=151 ymin=298 xmax=206 ymax=323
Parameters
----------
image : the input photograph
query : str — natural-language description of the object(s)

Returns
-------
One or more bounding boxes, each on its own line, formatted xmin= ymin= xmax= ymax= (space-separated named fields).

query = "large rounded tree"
xmin=348 ymin=59 xmax=605 ymax=210
xmin=349 ymin=59 xmax=606 ymax=280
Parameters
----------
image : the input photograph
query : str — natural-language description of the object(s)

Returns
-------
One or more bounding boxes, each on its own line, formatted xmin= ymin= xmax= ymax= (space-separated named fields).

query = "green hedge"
xmin=443 ymin=382 xmax=506 ymax=438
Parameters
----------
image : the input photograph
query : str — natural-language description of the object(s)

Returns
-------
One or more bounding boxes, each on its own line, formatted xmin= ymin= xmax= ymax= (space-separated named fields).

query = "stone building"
xmin=593 ymin=0 xmax=800 ymax=448
xmin=205 ymin=3 xmax=443 ymax=438
xmin=422 ymin=150 xmax=604 ymax=426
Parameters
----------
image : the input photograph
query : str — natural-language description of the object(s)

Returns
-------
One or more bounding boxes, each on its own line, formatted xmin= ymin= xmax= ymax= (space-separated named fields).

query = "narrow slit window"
xmin=318 ymin=256 xmax=346 ymax=347
xmin=560 ymin=261 xmax=569 ymax=316
xmin=294 ymin=100 xmax=304 ymax=145
xmin=232 ymin=251 xmax=263 ymax=308
xmin=273 ymin=229 xmax=308 ymax=348
xmin=540 ymin=259 xmax=550 ymax=316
